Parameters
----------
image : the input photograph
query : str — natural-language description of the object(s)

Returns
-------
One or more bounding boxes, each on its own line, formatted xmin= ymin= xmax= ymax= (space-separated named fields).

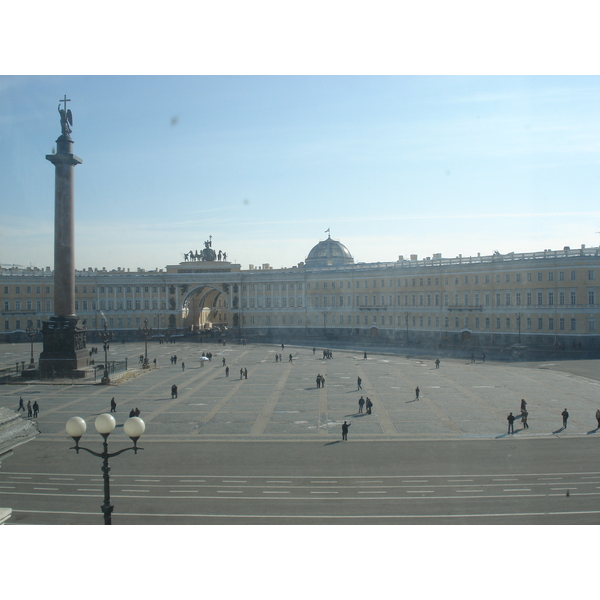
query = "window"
xmin=537 ymin=318 xmax=543 ymax=330
xmin=570 ymin=291 xmax=577 ymax=306
xmin=548 ymin=272 xmax=554 ymax=282
xmin=589 ymin=270 xmax=595 ymax=281
xmin=570 ymin=270 xmax=576 ymax=281
xmin=537 ymin=292 xmax=543 ymax=306
xmin=588 ymin=290 xmax=595 ymax=305
xmin=570 ymin=318 xmax=576 ymax=331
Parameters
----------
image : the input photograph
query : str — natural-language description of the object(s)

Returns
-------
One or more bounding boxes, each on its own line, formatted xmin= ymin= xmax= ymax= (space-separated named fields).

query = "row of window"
xmin=238 ymin=314 xmax=594 ymax=332
xmin=307 ymin=270 xmax=595 ymax=290
xmin=303 ymin=290 xmax=596 ymax=309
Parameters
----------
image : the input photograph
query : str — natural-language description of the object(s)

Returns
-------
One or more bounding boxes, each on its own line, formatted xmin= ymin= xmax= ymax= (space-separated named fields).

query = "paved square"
xmin=1 ymin=340 xmax=599 ymax=442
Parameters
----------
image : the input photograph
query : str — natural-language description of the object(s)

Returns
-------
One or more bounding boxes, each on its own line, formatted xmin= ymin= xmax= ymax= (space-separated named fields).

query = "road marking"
xmin=169 ymin=490 xmax=198 ymax=493
xmin=122 ymin=489 xmax=149 ymax=493
xmin=136 ymin=479 xmax=161 ymax=482
xmin=311 ymin=480 xmax=337 ymax=484
xmin=503 ymin=489 xmax=532 ymax=492
xmin=49 ymin=477 xmax=74 ymax=481
xmin=448 ymin=479 xmax=473 ymax=482
xmin=407 ymin=490 xmax=435 ymax=493
xmin=0 ymin=485 xmax=15 ymax=489
xmin=403 ymin=480 xmax=428 ymax=483
xmin=263 ymin=491 xmax=290 ymax=494
xmin=358 ymin=491 xmax=386 ymax=494
xmin=34 ymin=487 xmax=58 ymax=491
xmin=551 ymin=487 xmax=575 ymax=491
xmin=222 ymin=480 xmax=246 ymax=483
xmin=8 ymin=476 xmax=31 ymax=479
xmin=266 ymin=480 xmax=292 ymax=484
xmin=310 ymin=491 xmax=338 ymax=494
xmin=77 ymin=489 xmax=101 ymax=492
xmin=217 ymin=490 xmax=242 ymax=493
xmin=459 ymin=489 xmax=484 ymax=493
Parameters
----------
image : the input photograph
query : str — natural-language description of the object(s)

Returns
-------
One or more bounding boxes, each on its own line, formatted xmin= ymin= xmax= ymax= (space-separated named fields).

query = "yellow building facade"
xmin=2 ymin=238 xmax=599 ymax=353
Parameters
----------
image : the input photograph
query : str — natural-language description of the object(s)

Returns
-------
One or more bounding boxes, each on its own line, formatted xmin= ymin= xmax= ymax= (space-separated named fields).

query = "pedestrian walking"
xmin=596 ymin=409 xmax=600 ymax=429
xmin=365 ymin=397 xmax=373 ymax=414
xmin=363 ymin=351 xmax=367 ymax=360
xmin=562 ymin=408 xmax=569 ymax=428
xmin=110 ymin=397 xmax=117 ymax=413
xmin=342 ymin=421 xmax=351 ymax=441
xmin=225 ymin=366 xmax=229 ymax=377
xmin=316 ymin=375 xmax=321 ymax=389
xmin=27 ymin=400 xmax=32 ymax=418
xmin=415 ymin=386 xmax=420 ymax=400
xmin=358 ymin=396 xmax=365 ymax=413
xmin=471 ymin=353 xmax=475 ymax=363
xmin=18 ymin=397 xmax=25 ymax=411
xmin=289 ymin=353 xmax=293 ymax=363
xmin=171 ymin=384 xmax=178 ymax=399
xmin=435 ymin=358 xmax=440 ymax=369
xmin=129 ymin=408 xmax=136 ymax=417
xmin=153 ymin=358 xmax=157 ymax=368
xmin=521 ymin=409 xmax=529 ymax=429
xmin=222 ymin=357 xmax=226 ymax=366
xmin=240 ymin=368 xmax=244 ymax=379
xmin=313 ymin=347 xmax=316 ymax=354
xmin=181 ymin=362 xmax=185 ymax=371
xmin=244 ymin=368 xmax=248 ymax=379
xmin=134 ymin=407 xmax=141 ymax=417
xmin=32 ymin=401 xmax=39 ymax=418
xmin=507 ymin=412 xmax=515 ymax=434
xmin=520 ymin=398 xmax=527 ymax=412
xmin=481 ymin=353 xmax=486 ymax=362
xmin=357 ymin=377 xmax=362 ymax=390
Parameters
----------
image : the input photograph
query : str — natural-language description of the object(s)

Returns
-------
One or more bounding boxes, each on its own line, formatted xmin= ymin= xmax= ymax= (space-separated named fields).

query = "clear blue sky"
xmin=2 ymin=74 xmax=599 ymax=270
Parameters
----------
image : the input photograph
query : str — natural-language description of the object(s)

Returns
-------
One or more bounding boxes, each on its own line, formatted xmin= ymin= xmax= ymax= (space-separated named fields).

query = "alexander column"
xmin=39 ymin=96 xmax=88 ymax=378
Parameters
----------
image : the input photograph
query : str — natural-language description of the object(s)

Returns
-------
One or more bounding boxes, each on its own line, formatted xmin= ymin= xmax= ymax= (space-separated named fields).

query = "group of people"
xmin=358 ymin=396 xmax=373 ymax=414
xmin=507 ymin=400 xmax=600 ymax=434
xmin=17 ymin=397 xmax=39 ymax=418
xmin=316 ymin=374 xmax=325 ymax=388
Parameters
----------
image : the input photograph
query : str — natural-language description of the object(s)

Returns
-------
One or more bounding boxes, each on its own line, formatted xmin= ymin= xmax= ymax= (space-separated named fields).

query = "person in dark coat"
xmin=18 ymin=397 xmax=25 ymax=411
xmin=521 ymin=409 xmax=529 ymax=429
xmin=110 ymin=397 xmax=117 ymax=412
xmin=415 ymin=386 xmax=420 ymax=400
xmin=365 ymin=397 xmax=373 ymax=414
xmin=129 ymin=408 xmax=136 ymax=417
xmin=342 ymin=421 xmax=351 ymax=441
xmin=596 ymin=409 xmax=600 ymax=429
xmin=358 ymin=396 xmax=365 ymax=413
xmin=357 ymin=377 xmax=362 ymax=390
xmin=27 ymin=401 xmax=32 ymax=418
xmin=507 ymin=412 xmax=515 ymax=434
xmin=171 ymin=384 xmax=178 ymax=399
xmin=32 ymin=401 xmax=39 ymax=418
xmin=562 ymin=409 xmax=569 ymax=428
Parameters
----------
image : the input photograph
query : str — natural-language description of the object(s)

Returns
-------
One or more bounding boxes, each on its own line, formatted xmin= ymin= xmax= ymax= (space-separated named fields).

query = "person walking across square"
xmin=562 ymin=408 xmax=569 ymax=428
xmin=521 ymin=409 xmax=529 ymax=429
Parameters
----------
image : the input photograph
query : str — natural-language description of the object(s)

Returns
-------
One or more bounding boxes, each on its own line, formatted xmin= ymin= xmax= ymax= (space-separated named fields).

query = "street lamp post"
xmin=100 ymin=319 xmax=113 ymax=384
xmin=66 ymin=413 xmax=145 ymax=525
xmin=139 ymin=318 xmax=150 ymax=368
xmin=26 ymin=323 xmax=38 ymax=366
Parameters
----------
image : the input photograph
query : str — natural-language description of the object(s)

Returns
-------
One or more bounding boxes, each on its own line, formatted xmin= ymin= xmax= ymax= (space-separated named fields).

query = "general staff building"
xmin=2 ymin=236 xmax=599 ymax=352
